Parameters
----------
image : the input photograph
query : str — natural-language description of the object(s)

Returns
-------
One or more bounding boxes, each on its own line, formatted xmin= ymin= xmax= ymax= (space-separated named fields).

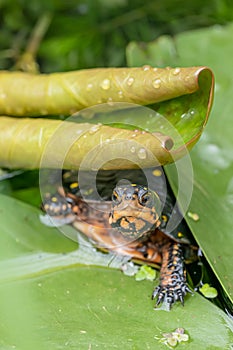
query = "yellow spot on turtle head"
xmin=162 ymin=215 xmax=168 ymax=222
xmin=131 ymin=183 xmax=137 ymax=187
xmin=178 ymin=232 xmax=183 ymax=238
xmin=70 ymin=182 xmax=79 ymax=189
xmin=51 ymin=196 xmax=58 ymax=202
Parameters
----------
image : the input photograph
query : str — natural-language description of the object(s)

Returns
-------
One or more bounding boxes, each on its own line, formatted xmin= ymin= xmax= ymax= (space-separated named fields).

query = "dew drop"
xmin=162 ymin=138 xmax=174 ymax=150
xmin=107 ymin=97 xmax=114 ymax=106
xmin=189 ymin=108 xmax=197 ymax=116
xmin=127 ymin=77 xmax=134 ymax=86
xmin=181 ymin=108 xmax=197 ymax=120
xmin=180 ymin=113 xmax=187 ymax=119
xmin=152 ymin=78 xmax=161 ymax=89
xmin=118 ymin=90 xmax=124 ymax=98
xmin=100 ymin=79 xmax=111 ymax=90
xmin=91 ymin=166 xmax=99 ymax=171
xmin=86 ymin=83 xmax=93 ymax=91
xmin=130 ymin=146 xmax=136 ymax=153
xmin=89 ymin=124 xmax=101 ymax=134
xmin=173 ymin=67 xmax=181 ymax=75
xmin=137 ymin=148 xmax=147 ymax=159
xmin=153 ymin=67 xmax=158 ymax=72
xmin=143 ymin=65 xmax=151 ymax=71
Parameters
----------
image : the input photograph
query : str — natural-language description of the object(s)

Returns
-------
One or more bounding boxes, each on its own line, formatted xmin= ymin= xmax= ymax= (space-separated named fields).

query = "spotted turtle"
xmin=41 ymin=167 xmax=196 ymax=309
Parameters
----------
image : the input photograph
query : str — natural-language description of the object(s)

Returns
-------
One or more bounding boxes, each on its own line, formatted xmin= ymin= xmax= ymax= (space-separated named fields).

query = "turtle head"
xmin=109 ymin=184 xmax=161 ymax=240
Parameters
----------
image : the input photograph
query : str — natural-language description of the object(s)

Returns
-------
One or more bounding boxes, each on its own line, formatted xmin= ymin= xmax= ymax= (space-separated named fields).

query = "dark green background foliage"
xmin=0 ymin=0 xmax=233 ymax=71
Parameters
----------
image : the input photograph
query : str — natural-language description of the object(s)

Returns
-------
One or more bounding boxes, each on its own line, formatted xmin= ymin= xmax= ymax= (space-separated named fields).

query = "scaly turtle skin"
xmin=41 ymin=168 xmax=195 ymax=308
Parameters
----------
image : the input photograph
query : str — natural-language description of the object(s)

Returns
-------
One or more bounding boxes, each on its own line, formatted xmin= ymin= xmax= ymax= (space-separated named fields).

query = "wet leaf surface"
xmin=127 ymin=23 xmax=233 ymax=305
xmin=0 ymin=65 xmax=213 ymax=170
xmin=0 ymin=194 xmax=232 ymax=349
xmin=0 ymin=18 xmax=232 ymax=350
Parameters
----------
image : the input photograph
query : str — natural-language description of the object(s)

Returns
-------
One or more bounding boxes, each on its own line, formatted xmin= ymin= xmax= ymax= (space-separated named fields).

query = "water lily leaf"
xmin=0 ymin=67 xmax=212 ymax=116
xmin=0 ymin=193 xmax=78 ymax=258
xmin=126 ymin=35 xmax=178 ymax=68
xmin=0 ymin=115 xmax=173 ymax=169
xmin=126 ymin=24 xmax=233 ymax=304
xmin=0 ymin=194 xmax=232 ymax=349
xmin=0 ymin=65 xmax=213 ymax=170
xmin=168 ymin=24 xmax=233 ymax=306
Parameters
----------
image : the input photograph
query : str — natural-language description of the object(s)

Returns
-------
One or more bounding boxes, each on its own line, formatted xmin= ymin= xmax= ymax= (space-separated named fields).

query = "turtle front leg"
xmin=152 ymin=241 xmax=192 ymax=308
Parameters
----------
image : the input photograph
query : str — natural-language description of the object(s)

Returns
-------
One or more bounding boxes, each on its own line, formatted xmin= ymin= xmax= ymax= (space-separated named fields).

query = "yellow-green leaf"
xmin=0 ymin=67 xmax=212 ymax=116
xmin=0 ymin=66 xmax=214 ymax=170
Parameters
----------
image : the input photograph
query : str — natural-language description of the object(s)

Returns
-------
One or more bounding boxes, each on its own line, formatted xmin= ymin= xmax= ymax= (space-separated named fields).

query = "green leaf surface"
xmin=127 ymin=24 xmax=233 ymax=304
xmin=0 ymin=194 xmax=232 ymax=349
xmin=0 ymin=194 xmax=78 ymax=259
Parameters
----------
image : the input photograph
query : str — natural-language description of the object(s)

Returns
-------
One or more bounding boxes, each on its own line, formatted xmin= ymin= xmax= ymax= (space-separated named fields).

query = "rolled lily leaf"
xmin=0 ymin=67 xmax=212 ymax=116
xmin=0 ymin=66 xmax=214 ymax=170
xmin=0 ymin=116 xmax=174 ymax=169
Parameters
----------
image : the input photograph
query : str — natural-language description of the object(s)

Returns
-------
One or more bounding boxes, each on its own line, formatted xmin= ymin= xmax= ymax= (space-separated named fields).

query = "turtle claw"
xmin=152 ymin=283 xmax=192 ymax=309
xmin=151 ymin=242 xmax=194 ymax=309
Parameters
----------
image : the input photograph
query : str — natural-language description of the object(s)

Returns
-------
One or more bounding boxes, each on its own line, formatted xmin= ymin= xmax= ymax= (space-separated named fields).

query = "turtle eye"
xmin=139 ymin=193 xmax=150 ymax=206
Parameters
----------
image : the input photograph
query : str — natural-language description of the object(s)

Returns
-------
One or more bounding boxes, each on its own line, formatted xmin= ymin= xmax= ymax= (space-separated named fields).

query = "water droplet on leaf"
xmin=107 ymin=97 xmax=114 ymax=106
xmin=152 ymin=78 xmax=161 ymax=89
xmin=100 ymin=79 xmax=111 ymax=90
xmin=173 ymin=67 xmax=181 ymax=75
xmin=127 ymin=77 xmax=134 ymax=86
xmin=118 ymin=90 xmax=124 ymax=98
xmin=86 ymin=83 xmax=93 ymax=91
xmin=138 ymin=148 xmax=147 ymax=159
xmin=89 ymin=124 xmax=101 ymax=134
xmin=130 ymin=146 xmax=136 ymax=153
xmin=142 ymin=65 xmax=151 ymax=71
